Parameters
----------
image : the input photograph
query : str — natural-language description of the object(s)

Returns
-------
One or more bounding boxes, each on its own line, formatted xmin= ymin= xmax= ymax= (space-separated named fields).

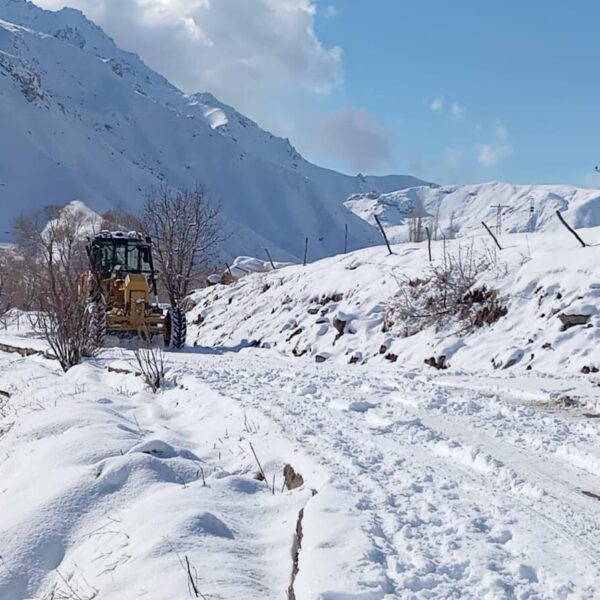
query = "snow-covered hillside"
xmin=0 ymin=0 xmax=426 ymax=259
xmin=345 ymin=181 xmax=600 ymax=243
xmin=188 ymin=226 xmax=600 ymax=375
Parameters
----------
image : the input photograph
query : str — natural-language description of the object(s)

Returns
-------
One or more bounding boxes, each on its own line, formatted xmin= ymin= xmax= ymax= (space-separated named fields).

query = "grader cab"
xmin=82 ymin=231 xmax=186 ymax=349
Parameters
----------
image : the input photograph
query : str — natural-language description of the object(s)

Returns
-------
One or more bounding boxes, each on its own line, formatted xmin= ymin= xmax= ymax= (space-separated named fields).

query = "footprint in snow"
xmin=298 ymin=384 xmax=318 ymax=396
xmin=128 ymin=439 xmax=200 ymax=461
xmin=487 ymin=530 xmax=513 ymax=545
xmin=348 ymin=400 xmax=378 ymax=413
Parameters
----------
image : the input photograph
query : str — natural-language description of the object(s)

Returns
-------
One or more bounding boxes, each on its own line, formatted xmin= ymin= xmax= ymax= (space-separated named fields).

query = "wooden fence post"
xmin=264 ymin=248 xmax=276 ymax=270
xmin=481 ymin=221 xmax=502 ymax=250
xmin=374 ymin=214 xmax=393 ymax=255
xmin=556 ymin=210 xmax=586 ymax=248
xmin=425 ymin=226 xmax=432 ymax=262
xmin=344 ymin=224 xmax=348 ymax=255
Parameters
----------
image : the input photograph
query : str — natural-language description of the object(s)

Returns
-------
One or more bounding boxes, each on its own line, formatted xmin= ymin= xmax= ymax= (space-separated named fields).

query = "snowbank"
xmin=0 ymin=354 xmax=313 ymax=599
xmin=188 ymin=227 xmax=600 ymax=374
xmin=2 ymin=293 xmax=600 ymax=597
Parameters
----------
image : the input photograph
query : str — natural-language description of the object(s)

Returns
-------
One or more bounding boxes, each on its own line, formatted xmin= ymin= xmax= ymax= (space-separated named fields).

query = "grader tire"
xmin=165 ymin=307 xmax=187 ymax=350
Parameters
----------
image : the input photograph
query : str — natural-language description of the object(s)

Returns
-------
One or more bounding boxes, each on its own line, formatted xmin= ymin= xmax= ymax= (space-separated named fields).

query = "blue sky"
xmin=308 ymin=0 xmax=600 ymax=186
xmin=36 ymin=0 xmax=600 ymax=187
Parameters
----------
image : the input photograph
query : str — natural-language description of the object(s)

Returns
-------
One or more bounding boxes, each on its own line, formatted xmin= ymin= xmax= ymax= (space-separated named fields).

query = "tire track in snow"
xmin=167 ymin=351 xmax=600 ymax=598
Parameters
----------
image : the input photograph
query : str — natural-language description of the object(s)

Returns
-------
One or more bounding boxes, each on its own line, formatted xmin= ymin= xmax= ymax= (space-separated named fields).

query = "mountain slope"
xmin=345 ymin=181 xmax=600 ymax=243
xmin=0 ymin=0 xmax=427 ymax=259
xmin=187 ymin=225 xmax=600 ymax=374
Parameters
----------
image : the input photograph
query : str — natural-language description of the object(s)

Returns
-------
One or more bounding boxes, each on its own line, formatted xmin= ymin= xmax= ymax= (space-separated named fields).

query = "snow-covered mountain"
xmin=345 ymin=181 xmax=600 ymax=243
xmin=0 ymin=0 xmax=427 ymax=259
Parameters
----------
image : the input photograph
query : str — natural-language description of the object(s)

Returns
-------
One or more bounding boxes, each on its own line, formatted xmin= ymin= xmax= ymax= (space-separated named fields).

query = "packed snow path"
xmin=168 ymin=349 xmax=600 ymax=598
xmin=1 ymin=343 xmax=600 ymax=598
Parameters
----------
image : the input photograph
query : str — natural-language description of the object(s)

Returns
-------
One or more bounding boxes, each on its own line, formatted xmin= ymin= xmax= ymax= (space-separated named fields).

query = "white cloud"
xmin=313 ymin=106 xmax=394 ymax=173
xmin=431 ymin=97 xmax=444 ymax=112
xmin=450 ymin=102 xmax=465 ymax=120
xmin=477 ymin=144 xmax=500 ymax=167
xmin=477 ymin=121 xmax=512 ymax=167
xmin=431 ymin=98 xmax=465 ymax=119
xmin=36 ymin=0 xmax=343 ymax=128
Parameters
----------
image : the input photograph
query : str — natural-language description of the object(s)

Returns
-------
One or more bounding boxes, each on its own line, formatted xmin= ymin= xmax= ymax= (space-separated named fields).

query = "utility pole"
xmin=491 ymin=204 xmax=510 ymax=235
xmin=344 ymin=223 xmax=348 ymax=254
xmin=527 ymin=196 xmax=535 ymax=232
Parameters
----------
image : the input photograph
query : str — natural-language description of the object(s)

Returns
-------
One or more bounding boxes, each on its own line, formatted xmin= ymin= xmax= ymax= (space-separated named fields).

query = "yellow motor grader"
xmin=80 ymin=231 xmax=186 ymax=349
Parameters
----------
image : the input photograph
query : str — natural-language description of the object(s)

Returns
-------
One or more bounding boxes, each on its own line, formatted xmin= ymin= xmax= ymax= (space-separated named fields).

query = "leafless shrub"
xmin=407 ymin=202 xmax=424 ymax=243
xmin=0 ymin=245 xmax=40 ymax=313
xmin=386 ymin=242 xmax=507 ymax=337
xmin=100 ymin=206 xmax=144 ymax=233
xmin=14 ymin=205 xmax=98 ymax=371
xmin=445 ymin=210 xmax=458 ymax=240
xmin=163 ymin=539 xmax=208 ymax=599
xmin=141 ymin=184 xmax=223 ymax=307
xmin=41 ymin=568 xmax=99 ymax=600
xmin=134 ymin=343 xmax=165 ymax=393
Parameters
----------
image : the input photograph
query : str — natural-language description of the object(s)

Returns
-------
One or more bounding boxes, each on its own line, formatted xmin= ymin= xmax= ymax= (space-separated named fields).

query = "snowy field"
xmin=1 ymin=229 xmax=600 ymax=598
xmin=1 ymin=337 xmax=600 ymax=598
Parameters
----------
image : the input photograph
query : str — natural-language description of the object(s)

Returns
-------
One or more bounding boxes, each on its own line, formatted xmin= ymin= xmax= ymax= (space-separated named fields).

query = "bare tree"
xmin=141 ymin=184 xmax=222 ymax=306
xmin=446 ymin=210 xmax=457 ymax=240
xmin=408 ymin=202 xmax=424 ymax=243
xmin=0 ymin=249 xmax=35 ymax=315
xmin=430 ymin=203 xmax=441 ymax=241
xmin=14 ymin=205 xmax=98 ymax=371
xmin=101 ymin=205 xmax=144 ymax=233
xmin=0 ymin=251 xmax=12 ymax=315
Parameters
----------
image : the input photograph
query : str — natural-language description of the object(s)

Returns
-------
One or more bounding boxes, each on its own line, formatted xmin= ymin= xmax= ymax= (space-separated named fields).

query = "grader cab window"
xmin=92 ymin=240 xmax=153 ymax=278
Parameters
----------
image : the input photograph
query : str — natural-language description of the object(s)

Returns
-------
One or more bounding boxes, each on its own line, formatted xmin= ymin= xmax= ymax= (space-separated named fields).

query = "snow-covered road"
xmin=1 ymin=342 xmax=600 ymax=599
xmin=168 ymin=348 xmax=600 ymax=598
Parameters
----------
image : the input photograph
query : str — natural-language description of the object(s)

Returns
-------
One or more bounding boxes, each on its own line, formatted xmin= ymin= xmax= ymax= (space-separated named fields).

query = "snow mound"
xmin=188 ymin=226 xmax=600 ymax=374
xmin=41 ymin=200 xmax=102 ymax=239
xmin=0 ymin=358 xmax=313 ymax=599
